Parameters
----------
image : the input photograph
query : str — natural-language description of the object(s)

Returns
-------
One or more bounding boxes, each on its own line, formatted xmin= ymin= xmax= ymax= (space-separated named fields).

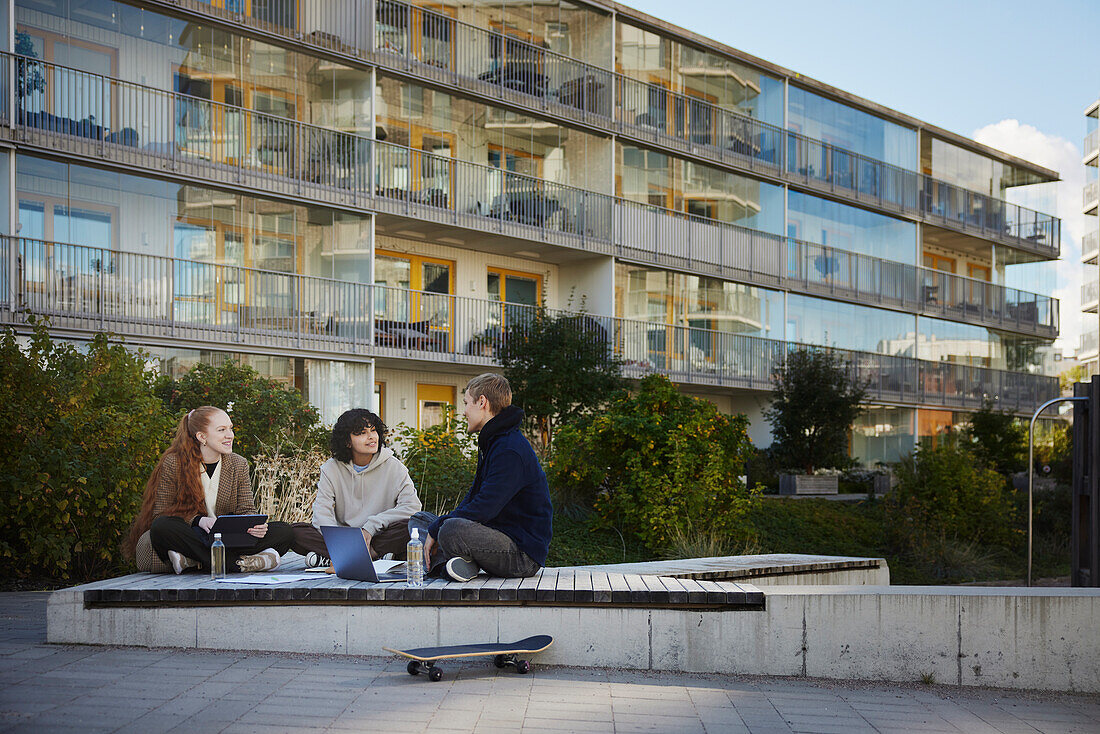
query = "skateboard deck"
xmin=383 ymin=634 xmax=553 ymax=681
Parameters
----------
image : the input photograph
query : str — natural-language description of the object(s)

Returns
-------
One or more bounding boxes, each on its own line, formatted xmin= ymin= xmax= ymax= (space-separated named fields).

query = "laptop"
xmin=320 ymin=526 xmax=406 ymax=583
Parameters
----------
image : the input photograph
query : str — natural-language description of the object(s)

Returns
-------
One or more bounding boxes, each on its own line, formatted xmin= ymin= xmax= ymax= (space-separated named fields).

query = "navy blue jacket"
xmin=428 ymin=406 xmax=553 ymax=566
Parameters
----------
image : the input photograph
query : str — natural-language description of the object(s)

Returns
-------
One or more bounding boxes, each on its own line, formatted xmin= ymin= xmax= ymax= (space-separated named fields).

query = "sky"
xmin=623 ymin=0 xmax=1099 ymax=357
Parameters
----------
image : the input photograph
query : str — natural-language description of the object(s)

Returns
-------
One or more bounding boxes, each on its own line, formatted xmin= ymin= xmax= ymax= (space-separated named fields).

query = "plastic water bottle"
xmin=406 ymin=528 xmax=424 ymax=588
xmin=210 ymin=533 xmax=226 ymax=579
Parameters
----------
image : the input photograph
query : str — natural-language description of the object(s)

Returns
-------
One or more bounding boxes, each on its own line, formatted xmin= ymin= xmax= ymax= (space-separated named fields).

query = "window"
xmin=417 ymin=383 xmax=455 ymax=430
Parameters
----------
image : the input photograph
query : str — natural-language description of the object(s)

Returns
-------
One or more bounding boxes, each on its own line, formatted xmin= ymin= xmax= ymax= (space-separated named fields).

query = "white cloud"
xmin=973 ymin=120 xmax=1092 ymax=358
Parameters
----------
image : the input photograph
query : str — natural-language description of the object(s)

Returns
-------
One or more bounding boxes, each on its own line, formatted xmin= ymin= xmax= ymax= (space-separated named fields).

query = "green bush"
xmin=885 ymin=438 xmax=1019 ymax=555
xmin=548 ymin=374 xmax=756 ymax=552
xmin=156 ymin=360 xmax=322 ymax=464
xmin=391 ymin=406 xmax=476 ymax=515
xmin=0 ymin=321 xmax=174 ymax=580
xmin=963 ymin=399 xmax=1027 ymax=476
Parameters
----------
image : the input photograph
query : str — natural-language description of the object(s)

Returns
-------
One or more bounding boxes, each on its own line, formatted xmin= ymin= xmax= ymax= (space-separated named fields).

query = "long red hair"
xmin=123 ymin=406 xmax=222 ymax=559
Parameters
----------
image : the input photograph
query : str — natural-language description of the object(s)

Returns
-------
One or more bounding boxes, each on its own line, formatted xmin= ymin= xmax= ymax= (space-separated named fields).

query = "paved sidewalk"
xmin=2 ymin=592 xmax=1098 ymax=734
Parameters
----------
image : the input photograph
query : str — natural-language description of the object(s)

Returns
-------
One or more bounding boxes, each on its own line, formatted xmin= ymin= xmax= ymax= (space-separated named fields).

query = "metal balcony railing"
xmin=136 ymin=0 xmax=1062 ymax=260
xmin=1085 ymin=181 xmax=1099 ymax=213
xmin=1086 ymin=129 xmax=1099 ymax=161
xmin=0 ymin=236 xmax=1058 ymax=413
xmin=1085 ymin=231 xmax=1099 ymax=264
xmin=0 ymin=53 xmax=1059 ymax=340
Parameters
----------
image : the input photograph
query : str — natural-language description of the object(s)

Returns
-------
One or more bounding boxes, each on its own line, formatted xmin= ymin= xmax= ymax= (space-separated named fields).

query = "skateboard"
xmin=383 ymin=634 xmax=553 ymax=681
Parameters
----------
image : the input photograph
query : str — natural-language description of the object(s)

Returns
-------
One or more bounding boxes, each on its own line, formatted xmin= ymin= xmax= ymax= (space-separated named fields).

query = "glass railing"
xmin=0 ymin=53 xmax=1059 ymax=339
xmin=1085 ymin=181 xmax=1099 ymax=211
xmin=1083 ymin=280 xmax=1099 ymax=309
xmin=0 ymin=236 xmax=1057 ymax=412
xmin=133 ymin=1 xmax=1061 ymax=258
xmin=1086 ymin=129 xmax=1099 ymax=159
xmin=1081 ymin=330 xmax=1098 ymax=357
xmin=1085 ymin=231 xmax=1099 ymax=263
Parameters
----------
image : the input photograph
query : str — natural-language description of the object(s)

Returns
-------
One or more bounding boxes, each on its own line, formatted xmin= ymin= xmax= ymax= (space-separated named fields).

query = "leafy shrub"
xmin=0 ymin=322 xmax=174 ymax=580
xmin=391 ymin=406 xmax=476 ymax=515
xmin=156 ymin=360 xmax=322 ymax=464
xmin=963 ymin=399 xmax=1026 ymax=476
xmin=548 ymin=374 xmax=756 ymax=552
xmin=885 ymin=438 xmax=1019 ymax=555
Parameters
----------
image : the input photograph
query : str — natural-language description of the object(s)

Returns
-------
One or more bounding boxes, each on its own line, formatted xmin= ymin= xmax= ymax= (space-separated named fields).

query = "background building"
xmin=0 ymin=0 xmax=1062 ymax=464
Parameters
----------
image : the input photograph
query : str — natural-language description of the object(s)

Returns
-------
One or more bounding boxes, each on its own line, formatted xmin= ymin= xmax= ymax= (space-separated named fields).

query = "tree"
xmin=14 ymin=31 xmax=46 ymax=118
xmin=962 ymin=399 xmax=1026 ymax=476
xmin=1059 ymin=364 xmax=1089 ymax=395
xmin=496 ymin=307 xmax=626 ymax=444
xmin=156 ymin=360 xmax=323 ymax=463
xmin=764 ymin=347 xmax=866 ymax=474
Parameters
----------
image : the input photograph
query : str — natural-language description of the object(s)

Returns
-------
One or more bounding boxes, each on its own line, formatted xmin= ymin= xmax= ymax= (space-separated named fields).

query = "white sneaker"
xmin=305 ymin=551 xmax=330 ymax=568
xmin=237 ymin=548 xmax=280 ymax=573
xmin=168 ymin=550 xmax=198 ymax=575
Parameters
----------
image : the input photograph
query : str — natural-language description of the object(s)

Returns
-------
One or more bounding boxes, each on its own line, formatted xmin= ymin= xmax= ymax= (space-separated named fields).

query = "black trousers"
xmin=150 ymin=516 xmax=295 ymax=570
xmin=289 ymin=520 xmax=411 ymax=560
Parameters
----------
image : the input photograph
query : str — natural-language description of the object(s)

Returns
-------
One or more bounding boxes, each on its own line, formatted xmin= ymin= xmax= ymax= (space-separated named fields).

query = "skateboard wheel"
xmin=516 ymin=660 xmax=530 ymax=674
xmin=428 ymin=667 xmax=444 ymax=682
xmin=494 ymin=655 xmax=506 ymax=668
xmin=407 ymin=661 xmax=420 ymax=676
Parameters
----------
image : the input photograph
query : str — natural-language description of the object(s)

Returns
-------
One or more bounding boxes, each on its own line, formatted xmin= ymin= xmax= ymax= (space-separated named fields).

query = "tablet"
xmin=210 ymin=514 xmax=268 ymax=547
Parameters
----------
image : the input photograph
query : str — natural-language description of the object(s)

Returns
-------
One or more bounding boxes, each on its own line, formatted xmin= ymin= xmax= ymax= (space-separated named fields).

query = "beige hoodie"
xmin=312 ymin=447 xmax=422 ymax=535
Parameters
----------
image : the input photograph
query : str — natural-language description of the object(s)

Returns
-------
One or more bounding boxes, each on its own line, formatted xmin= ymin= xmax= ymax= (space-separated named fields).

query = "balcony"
xmin=1084 ymin=231 xmax=1099 ymax=265
xmin=0 ymin=237 xmax=1058 ymax=413
xmin=127 ymin=3 xmax=1061 ymax=261
xmin=1086 ymin=181 xmax=1099 ymax=216
xmin=1083 ymin=280 xmax=1099 ymax=314
xmin=1086 ymin=129 xmax=1099 ymax=166
xmin=0 ymin=53 xmax=1059 ymax=340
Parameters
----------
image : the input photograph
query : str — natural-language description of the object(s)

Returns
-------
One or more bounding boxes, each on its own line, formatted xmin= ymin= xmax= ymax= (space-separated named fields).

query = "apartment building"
xmin=0 ymin=0 xmax=1062 ymax=465
xmin=1082 ymin=99 xmax=1098 ymax=374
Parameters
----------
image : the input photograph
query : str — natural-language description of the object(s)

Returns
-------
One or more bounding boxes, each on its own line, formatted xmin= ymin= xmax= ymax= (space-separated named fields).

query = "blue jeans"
xmin=409 ymin=511 xmax=540 ymax=578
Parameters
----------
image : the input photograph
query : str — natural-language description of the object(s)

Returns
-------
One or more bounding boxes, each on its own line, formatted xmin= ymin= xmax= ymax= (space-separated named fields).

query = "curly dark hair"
xmin=330 ymin=408 xmax=387 ymax=462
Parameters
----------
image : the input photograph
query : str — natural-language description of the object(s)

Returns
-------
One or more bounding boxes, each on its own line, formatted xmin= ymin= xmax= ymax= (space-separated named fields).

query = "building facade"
xmin=0 ymin=0 xmax=1062 ymax=464
xmin=1082 ymin=98 xmax=1098 ymax=374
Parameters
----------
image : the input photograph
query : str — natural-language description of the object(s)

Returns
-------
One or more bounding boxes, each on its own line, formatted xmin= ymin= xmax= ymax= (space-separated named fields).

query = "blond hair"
xmin=465 ymin=373 xmax=512 ymax=413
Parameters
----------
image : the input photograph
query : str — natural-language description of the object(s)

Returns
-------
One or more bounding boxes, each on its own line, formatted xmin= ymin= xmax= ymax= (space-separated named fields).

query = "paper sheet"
xmin=212 ymin=573 xmax=320 ymax=585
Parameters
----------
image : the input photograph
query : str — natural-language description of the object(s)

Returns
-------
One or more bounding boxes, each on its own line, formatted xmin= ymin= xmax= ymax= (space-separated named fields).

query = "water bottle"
xmin=210 ymin=533 xmax=226 ymax=579
xmin=406 ymin=528 xmax=424 ymax=588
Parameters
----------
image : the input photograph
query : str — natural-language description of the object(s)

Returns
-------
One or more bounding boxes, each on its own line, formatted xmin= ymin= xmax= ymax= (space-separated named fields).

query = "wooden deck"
xmin=79 ymin=556 xmax=763 ymax=610
xmin=575 ymin=554 xmax=886 ymax=582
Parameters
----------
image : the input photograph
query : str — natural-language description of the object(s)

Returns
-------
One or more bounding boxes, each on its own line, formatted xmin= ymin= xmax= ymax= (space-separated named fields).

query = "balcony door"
xmin=417 ymin=383 xmax=455 ymax=430
xmin=374 ymin=252 xmax=454 ymax=351
xmin=487 ymin=267 xmax=541 ymax=333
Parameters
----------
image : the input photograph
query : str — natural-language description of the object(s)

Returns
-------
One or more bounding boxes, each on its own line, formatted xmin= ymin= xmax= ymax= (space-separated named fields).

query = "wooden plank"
xmin=607 ymin=573 xmax=631 ymax=603
xmin=639 ymin=574 xmax=668 ymax=603
xmin=421 ymin=576 xmax=446 ymax=602
xmin=695 ymin=579 xmax=727 ymax=605
xmin=439 ymin=580 xmax=463 ymax=602
xmin=572 ymin=569 xmax=593 ymax=603
xmin=677 ymin=578 xmax=709 ymax=605
xmin=476 ymin=575 xmax=506 ymax=602
xmin=347 ymin=581 xmax=386 ymax=602
xmin=497 ymin=576 xmax=522 ymax=602
xmin=655 ymin=575 xmax=689 ymax=605
xmin=516 ymin=572 xmax=541 ymax=601
xmin=552 ymin=570 xmax=575 ymax=603
xmin=622 ymin=574 xmax=650 ymax=603
xmin=535 ymin=569 xmax=559 ymax=602
xmin=589 ymin=571 xmax=611 ymax=604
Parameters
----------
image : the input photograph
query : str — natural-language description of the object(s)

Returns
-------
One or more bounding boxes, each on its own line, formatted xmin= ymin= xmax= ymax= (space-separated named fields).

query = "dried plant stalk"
xmin=252 ymin=447 xmax=328 ymax=523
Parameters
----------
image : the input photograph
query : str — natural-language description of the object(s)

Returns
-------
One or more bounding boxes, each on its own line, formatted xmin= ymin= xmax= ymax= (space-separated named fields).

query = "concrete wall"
xmin=48 ymin=584 xmax=1100 ymax=692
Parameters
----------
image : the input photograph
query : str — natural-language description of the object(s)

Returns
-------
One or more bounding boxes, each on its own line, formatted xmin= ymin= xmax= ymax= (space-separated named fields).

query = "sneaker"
xmin=305 ymin=551 xmax=330 ymax=568
xmin=168 ymin=550 xmax=198 ymax=575
xmin=237 ymin=548 xmax=280 ymax=573
xmin=443 ymin=556 xmax=480 ymax=582
xmin=381 ymin=552 xmax=394 ymax=561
